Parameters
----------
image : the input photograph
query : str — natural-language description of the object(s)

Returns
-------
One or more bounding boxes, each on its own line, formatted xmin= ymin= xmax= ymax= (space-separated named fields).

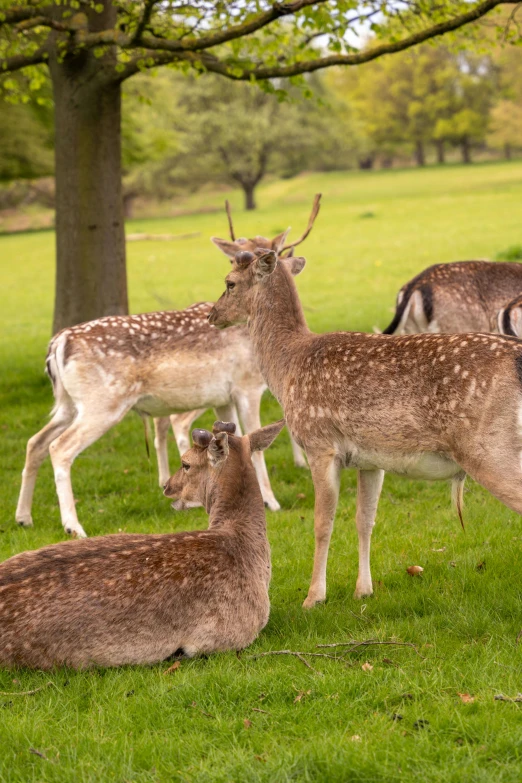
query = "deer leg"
xmin=170 ymin=409 xmax=207 ymax=456
xmin=354 ymin=469 xmax=385 ymax=599
xmin=16 ymin=404 xmax=76 ymax=528
xmin=49 ymin=406 xmax=131 ymax=538
xmin=232 ymin=390 xmax=280 ymax=512
xmin=303 ymin=453 xmax=341 ymax=608
xmin=153 ymin=417 xmax=172 ymax=488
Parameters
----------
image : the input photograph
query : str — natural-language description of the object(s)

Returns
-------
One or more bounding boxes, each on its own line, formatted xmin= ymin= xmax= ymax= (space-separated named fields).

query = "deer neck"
xmin=206 ymin=454 xmax=267 ymax=540
xmin=248 ymin=262 xmax=309 ymax=401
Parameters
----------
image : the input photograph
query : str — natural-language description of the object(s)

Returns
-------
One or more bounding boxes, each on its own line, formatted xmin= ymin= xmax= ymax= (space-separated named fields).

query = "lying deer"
xmin=498 ymin=293 xmax=522 ymax=338
xmin=15 ymin=198 xmax=322 ymax=537
xmin=209 ymin=247 xmax=522 ymax=608
xmin=2 ymin=420 xmax=284 ymax=669
xmin=383 ymin=261 xmax=522 ymax=335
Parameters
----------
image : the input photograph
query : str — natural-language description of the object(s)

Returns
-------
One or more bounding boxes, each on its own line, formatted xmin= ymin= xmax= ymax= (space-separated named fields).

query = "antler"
xmin=213 ymin=421 xmax=237 ymax=435
xmin=280 ymin=193 xmax=321 ymax=255
xmin=225 ymin=200 xmax=236 ymax=241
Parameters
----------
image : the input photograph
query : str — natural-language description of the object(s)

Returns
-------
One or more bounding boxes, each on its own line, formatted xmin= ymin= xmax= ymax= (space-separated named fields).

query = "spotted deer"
xmin=383 ymin=261 xmax=522 ymax=335
xmin=498 ymin=293 xmax=522 ymax=338
xmin=1 ymin=420 xmax=284 ymax=669
xmin=209 ymin=247 xmax=522 ymax=608
xmin=15 ymin=302 xmax=282 ymax=538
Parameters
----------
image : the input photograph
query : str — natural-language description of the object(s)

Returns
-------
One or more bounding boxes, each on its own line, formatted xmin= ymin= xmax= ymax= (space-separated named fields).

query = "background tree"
xmin=126 ymin=73 xmax=357 ymax=211
xmin=0 ymin=0 xmax=518 ymax=332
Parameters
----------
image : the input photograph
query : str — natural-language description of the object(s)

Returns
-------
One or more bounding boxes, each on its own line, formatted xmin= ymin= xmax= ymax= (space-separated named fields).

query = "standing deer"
xmin=209 ymin=247 xmax=522 ymax=607
xmin=15 ymin=200 xmax=320 ymax=537
xmin=1 ymin=420 xmax=284 ymax=669
xmin=383 ymin=261 xmax=522 ymax=335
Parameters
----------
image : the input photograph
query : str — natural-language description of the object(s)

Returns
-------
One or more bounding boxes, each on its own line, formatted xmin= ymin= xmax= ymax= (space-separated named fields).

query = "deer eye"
xmin=226 ymin=281 xmax=235 ymax=292
xmin=182 ymin=462 xmax=190 ymax=471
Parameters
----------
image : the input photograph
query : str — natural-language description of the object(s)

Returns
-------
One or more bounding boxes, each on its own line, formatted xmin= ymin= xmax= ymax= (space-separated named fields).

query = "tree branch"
xmin=0 ymin=5 xmax=48 ymax=28
xmin=0 ymin=46 xmax=48 ymax=73
xmin=189 ymin=0 xmax=517 ymax=80
xmin=132 ymin=0 xmax=158 ymax=44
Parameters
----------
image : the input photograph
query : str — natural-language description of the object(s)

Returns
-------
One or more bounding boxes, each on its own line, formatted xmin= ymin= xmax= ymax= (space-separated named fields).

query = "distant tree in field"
xmin=128 ymin=73 xmax=357 ymax=211
xmin=0 ymin=0 xmax=518 ymax=331
xmin=487 ymin=100 xmax=522 ymax=159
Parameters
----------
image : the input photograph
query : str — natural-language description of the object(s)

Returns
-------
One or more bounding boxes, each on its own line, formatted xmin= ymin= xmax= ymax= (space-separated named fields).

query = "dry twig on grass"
xmin=0 ymin=681 xmax=54 ymax=697
xmin=316 ymin=638 xmax=425 ymax=659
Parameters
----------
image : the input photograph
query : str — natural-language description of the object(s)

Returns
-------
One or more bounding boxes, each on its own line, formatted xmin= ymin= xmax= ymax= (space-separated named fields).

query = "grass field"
xmin=1 ymin=161 xmax=522 ymax=782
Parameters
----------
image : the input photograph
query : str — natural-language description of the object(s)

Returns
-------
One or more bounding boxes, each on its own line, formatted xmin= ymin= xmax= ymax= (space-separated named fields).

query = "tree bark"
xmin=48 ymin=2 xmax=127 ymax=333
xmin=243 ymin=183 xmax=257 ymax=210
xmin=504 ymin=142 xmax=512 ymax=160
xmin=435 ymin=139 xmax=445 ymax=164
xmin=461 ymin=137 xmax=472 ymax=164
xmin=414 ymin=140 xmax=425 ymax=166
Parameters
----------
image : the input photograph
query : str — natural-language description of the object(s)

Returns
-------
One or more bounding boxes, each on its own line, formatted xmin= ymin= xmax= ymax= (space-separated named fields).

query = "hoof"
xmin=302 ymin=594 xmax=325 ymax=609
xmin=353 ymin=588 xmax=373 ymax=600
xmin=16 ymin=516 xmax=33 ymax=528
xmin=65 ymin=526 xmax=87 ymax=539
xmin=264 ymin=498 xmax=281 ymax=512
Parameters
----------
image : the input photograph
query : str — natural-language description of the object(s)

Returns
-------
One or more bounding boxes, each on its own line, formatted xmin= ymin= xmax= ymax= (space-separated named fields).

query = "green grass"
xmin=2 ymin=161 xmax=522 ymax=782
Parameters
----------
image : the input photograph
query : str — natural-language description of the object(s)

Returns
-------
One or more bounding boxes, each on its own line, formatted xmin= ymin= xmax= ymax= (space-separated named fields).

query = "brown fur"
xmin=384 ymin=261 xmax=522 ymax=334
xmin=209 ymin=250 xmax=522 ymax=607
xmin=1 ymin=420 xmax=284 ymax=669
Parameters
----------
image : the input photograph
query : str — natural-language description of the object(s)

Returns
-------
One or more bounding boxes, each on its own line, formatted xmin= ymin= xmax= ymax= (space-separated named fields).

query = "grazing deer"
xmin=498 ymin=293 xmax=522 ymax=338
xmin=383 ymin=261 xmax=522 ymax=335
xmin=1 ymin=420 xmax=284 ymax=669
xmin=209 ymin=247 xmax=522 ymax=608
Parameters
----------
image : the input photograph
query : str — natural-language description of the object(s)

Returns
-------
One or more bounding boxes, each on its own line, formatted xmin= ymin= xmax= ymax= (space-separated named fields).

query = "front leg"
xmin=303 ymin=453 xmax=341 ymax=608
xmin=354 ymin=469 xmax=384 ymax=599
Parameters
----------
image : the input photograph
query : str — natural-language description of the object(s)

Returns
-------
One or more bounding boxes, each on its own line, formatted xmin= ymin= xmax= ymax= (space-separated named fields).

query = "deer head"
xmin=208 ymin=249 xmax=306 ymax=328
xmin=163 ymin=419 xmax=285 ymax=510
xmin=211 ymin=194 xmax=321 ymax=261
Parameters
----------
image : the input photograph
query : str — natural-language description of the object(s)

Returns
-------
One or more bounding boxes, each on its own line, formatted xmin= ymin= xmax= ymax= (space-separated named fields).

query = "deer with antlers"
xmin=15 ymin=199 xmax=319 ymax=537
xmin=2 ymin=420 xmax=284 ymax=669
xmin=209 ymin=246 xmax=522 ymax=607
xmin=383 ymin=260 xmax=522 ymax=335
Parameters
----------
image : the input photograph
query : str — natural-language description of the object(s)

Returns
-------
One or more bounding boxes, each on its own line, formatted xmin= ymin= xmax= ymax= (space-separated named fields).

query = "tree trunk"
xmin=435 ymin=140 xmax=445 ymax=164
xmin=48 ymin=3 xmax=127 ymax=333
xmin=504 ymin=143 xmax=512 ymax=160
xmin=461 ymin=137 xmax=472 ymax=164
xmin=358 ymin=155 xmax=374 ymax=170
xmin=415 ymin=140 xmax=425 ymax=166
xmin=243 ymin=183 xmax=257 ymax=211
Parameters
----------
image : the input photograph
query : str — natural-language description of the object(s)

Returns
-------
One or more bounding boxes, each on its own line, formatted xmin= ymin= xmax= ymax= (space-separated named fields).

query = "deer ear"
xmin=208 ymin=432 xmax=229 ymax=466
xmin=285 ymin=256 xmax=306 ymax=276
xmin=249 ymin=419 xmax=285 ymax=452
xmin=253 ymin=250 xmax=277 ymax=281
xmin=271 ymin=228 xmax=290 ymax=255
xmin=211 ymin=237 xmax=242 ymax=260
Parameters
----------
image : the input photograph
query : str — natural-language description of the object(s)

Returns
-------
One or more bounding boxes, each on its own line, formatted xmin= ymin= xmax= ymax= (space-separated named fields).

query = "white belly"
xmin=347 ymin=447 xmax=461 ymax=481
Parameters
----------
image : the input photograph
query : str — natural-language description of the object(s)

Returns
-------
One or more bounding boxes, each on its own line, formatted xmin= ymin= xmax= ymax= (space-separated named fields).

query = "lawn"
xmin=1 ymin=160 xmax=522 ymax=782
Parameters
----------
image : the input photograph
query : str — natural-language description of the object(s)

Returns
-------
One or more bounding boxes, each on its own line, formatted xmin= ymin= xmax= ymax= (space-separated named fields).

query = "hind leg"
xmin=170 ymin=408 xmax=207 ymax=456
xmin=456 ymin=453 xmax=522 ymax=516
xmin=16 ymin=404 xmax=75 ymax=528
xmin=49 ymin=405 xmax=132 ymax=537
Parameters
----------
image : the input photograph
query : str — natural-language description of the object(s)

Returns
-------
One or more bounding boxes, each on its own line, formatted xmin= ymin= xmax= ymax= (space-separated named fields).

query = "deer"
xmin=208 ymin=245 xmax=522 ymax=608
xmin=498 ymin=293 xmax=522 ymax=338
xmin=382 ymin=261 xmax=522 ymax=335
xmin=15 ymin=200 xmax=320 ymax=538
xmin=1 ymin=419 xmax=284 ymax=669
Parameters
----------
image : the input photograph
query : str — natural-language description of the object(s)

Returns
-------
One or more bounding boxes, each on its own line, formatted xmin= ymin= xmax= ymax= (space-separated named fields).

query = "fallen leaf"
xmin=350 ymin=735 xmax=361 ymax=742
xmin=361 ymin=662 xmax=373 ymax=672
xmin=29 ymin=748 xmax=47 ymax=760
xmin=382 ymin=657 xmax=395 ymax=665
xmin=449 ymin=561 xmax=457 ymax=568
xmin=431 ymin=547 xmax=446 ymax=552
xmin=123 ymin=469 xmax=129 ymax=474
xmin=164 ymin=661 xmax=181 ymax=675
xmin=476 ymin=560 xmax=486 ymax=571
xmin=243 ymin=718 xmax=252 ymax=729
xmin=458 ymin=692 xmax=475 ymax=704
xmin=296 ymin=493 xmax=306 ymax=500
xmin=407 ymin=565 xmax=424 ymax=576
xmin=254 ymin=755 xmax=267 ymax=763
xmin=294 ymin=689 xmax=311 ymax=703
